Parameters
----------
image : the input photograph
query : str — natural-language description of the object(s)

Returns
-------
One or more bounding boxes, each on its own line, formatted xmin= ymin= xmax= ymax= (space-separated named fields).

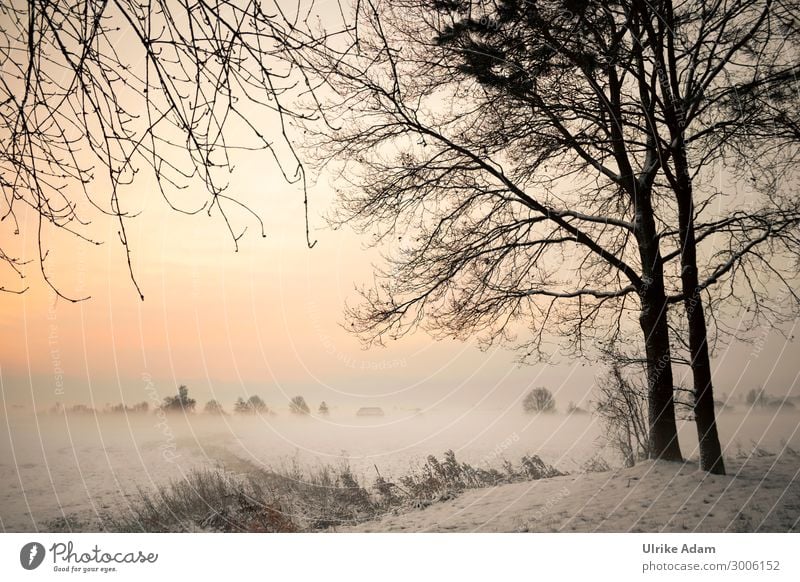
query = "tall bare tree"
xmin=619 ymin=0 xmax=800 ymax=473
xmin=302 ymin=0 xmax=800 ymax=470
xmin=0 ymin=0 xmax=346 ymax=299
xmin=304 ymin=0 xmax=687 ymax=461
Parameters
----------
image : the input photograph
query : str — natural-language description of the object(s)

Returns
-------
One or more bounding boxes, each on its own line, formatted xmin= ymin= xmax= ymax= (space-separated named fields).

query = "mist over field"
xmin=2 ymin=404 xmax=798 ymax=532
xmin=2 ymin=0 xmax=800 ymax=540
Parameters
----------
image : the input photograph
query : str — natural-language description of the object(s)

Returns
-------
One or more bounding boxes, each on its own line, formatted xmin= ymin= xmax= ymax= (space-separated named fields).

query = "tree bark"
xmin=635 ymin=193 xmax=683 ymax=462
xmin=683 ymin=282 xmax=726 ymax=475
xmin=673 ymin=153 xmax=726 ymax=474
xmin=638 ymin=287 xmax=684 ymax=462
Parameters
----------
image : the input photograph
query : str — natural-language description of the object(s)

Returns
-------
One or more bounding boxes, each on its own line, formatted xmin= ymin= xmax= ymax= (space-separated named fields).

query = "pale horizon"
xmin=1 ymin=167 xmax=797 ymax=412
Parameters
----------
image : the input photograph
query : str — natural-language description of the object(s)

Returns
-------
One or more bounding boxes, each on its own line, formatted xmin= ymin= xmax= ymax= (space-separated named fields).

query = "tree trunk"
xmin=683 ymin=283 xmax=726 ymax=474
xmin=635 ymin=193 xmax=683 ymax=463
xmin=674 ymin=158 xmax=726 ymax=474
xmin=639 ymin=287 xmax=684 ymax=462
xmin=653 ymin=32 xmax=727 ymax=473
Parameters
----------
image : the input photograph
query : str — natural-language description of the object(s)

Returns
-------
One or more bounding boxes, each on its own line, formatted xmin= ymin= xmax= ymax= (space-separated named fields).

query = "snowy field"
xmin=346 ymin=454 xmax=800 ymax=532
xmin=1 ymin=407 xmax=798 ymax=532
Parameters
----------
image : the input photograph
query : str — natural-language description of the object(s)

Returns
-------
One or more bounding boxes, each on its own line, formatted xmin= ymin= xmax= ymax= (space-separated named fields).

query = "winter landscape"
xmin=2 ymin=394 xmax=798 ymax=532
xmin=2 ymin=0 xmax=800 ymax=536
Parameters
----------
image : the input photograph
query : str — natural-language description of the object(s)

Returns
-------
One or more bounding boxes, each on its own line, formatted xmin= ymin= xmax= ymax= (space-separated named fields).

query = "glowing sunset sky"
xmin=0 ymin=0 xmax=797 ymax=414
xmin=1 ymin=152 xmax=797 ymax=415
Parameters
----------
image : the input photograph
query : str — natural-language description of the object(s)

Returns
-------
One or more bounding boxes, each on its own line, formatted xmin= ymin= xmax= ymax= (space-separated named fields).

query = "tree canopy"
xmin=1 ymin=0 xmax=349 ymax=299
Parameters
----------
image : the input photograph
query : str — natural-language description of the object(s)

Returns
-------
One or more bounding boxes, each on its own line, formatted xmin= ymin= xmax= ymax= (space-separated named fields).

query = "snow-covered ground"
xmin=0 ymin=412 xmax=212 ymax=531
xmin=1 ymin=407 xmax=798 ymax=531
xmin=345 ymin=452 xmax=800 ymax=532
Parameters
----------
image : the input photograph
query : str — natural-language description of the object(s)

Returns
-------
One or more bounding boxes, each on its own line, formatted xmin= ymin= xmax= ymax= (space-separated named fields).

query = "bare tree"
xmin=595 ymin=363 xmax=650 ymax=467
xmin=247 ymin=394 xmax=268 ymax=414
xmin=233 ymin=394 xmax=267 ymax=414
xmin=522 ymin=387 xmax=556 ymax=414
xmin=301 ymin=0 xmax=800 ymax=472
xmin=613 ymin=0 xmax=800 ymax=473
xmin=303 ymin=0 xmax=686 ymax=461
xmin=0 ymin=0 xmax=349 ymax=299
xmin=289 ymin=395 xmax=310 ymax=414
xmin=594 ymin=350 xmax=697 ymax=466
xmin=234 ymin=397 xmax=250 ymax=414
xmin=204 ymin=399 xmax=227 ymax=415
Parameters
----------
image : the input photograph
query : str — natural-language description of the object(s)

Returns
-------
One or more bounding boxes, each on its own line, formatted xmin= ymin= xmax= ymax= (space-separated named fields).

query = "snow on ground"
xmin=0 ymin=409 xmax=605 ymax=531
xmin=0 ymin=413 xmax=214 ymax=531
xmin=344 ymin=452 xmax=800 ymax=532
xmin=1 ymin=407 xmax=798 ymax=532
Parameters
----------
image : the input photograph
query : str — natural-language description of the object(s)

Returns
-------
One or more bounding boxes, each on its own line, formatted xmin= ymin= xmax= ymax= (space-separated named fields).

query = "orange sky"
xmin=0 ymin=154 xmax=590 ymax=412
xmin=0 ymin=1 xmax=797 ymax=414
xmin=1 ymin=156 xmax=798 ymax=415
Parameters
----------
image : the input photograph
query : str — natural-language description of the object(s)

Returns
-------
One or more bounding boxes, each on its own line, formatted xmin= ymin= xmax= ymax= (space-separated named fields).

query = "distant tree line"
xmin=746 ymin=388 xmax=796 ymax=410
xmin=47 ymin=386 xmax=335 ymax=417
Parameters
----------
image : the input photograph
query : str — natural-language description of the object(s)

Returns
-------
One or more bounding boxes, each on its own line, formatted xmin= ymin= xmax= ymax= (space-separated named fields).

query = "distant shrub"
xmin=248 ymin=395 xmax=268 ymax=414
xmin=746 ymin=387 xmax=767 ymax=407
xmin=714 ymin=399 xmax=733 ymax=411
xmin=162 ymin=385 xmax=196 ymax=413
xmin=289 ymin=395 xmax=310 ymax=415
xmin=234 ymin=395 xmax=268 ymax=415
xmin=746 ymin=388 xmax=795 ymax=409
xmin=204 ymin=400 xmax=226 ymax=415
xmin=566 ymin=401 xmax=587 ymax=415
xmin=50 ymin=402 xmax=148 ymax=416
xmin=234 ymin=397 xmax=249 ymax=414
xmin=673 ymin=386 xmax=696 ymax=421
xmin=105 ymin=401 xmax=149 ymax=414
xmin=318 ymin=401 xmax=330 ymax=415
xmin=581 ymin=455 xmax=612 ymax=473
xmin=522 ymin=388 xmax=556 ymax=413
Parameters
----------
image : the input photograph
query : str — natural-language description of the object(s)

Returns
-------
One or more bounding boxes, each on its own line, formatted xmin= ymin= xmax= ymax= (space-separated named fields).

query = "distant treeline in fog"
xmin=39 ymin=383 xmax=798 ymax=420
xmin=44 ymin=385 xmax=330 ymax=417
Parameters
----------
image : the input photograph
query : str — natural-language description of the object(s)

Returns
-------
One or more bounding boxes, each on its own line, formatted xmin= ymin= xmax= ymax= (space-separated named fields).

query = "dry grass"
xmin=95 ymin=450 xmax=564 ymax=532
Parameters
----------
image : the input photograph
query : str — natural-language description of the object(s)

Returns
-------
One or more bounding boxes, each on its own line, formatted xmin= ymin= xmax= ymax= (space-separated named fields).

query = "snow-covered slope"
xmin=345 ymin=452 xmax=800 ymax=532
